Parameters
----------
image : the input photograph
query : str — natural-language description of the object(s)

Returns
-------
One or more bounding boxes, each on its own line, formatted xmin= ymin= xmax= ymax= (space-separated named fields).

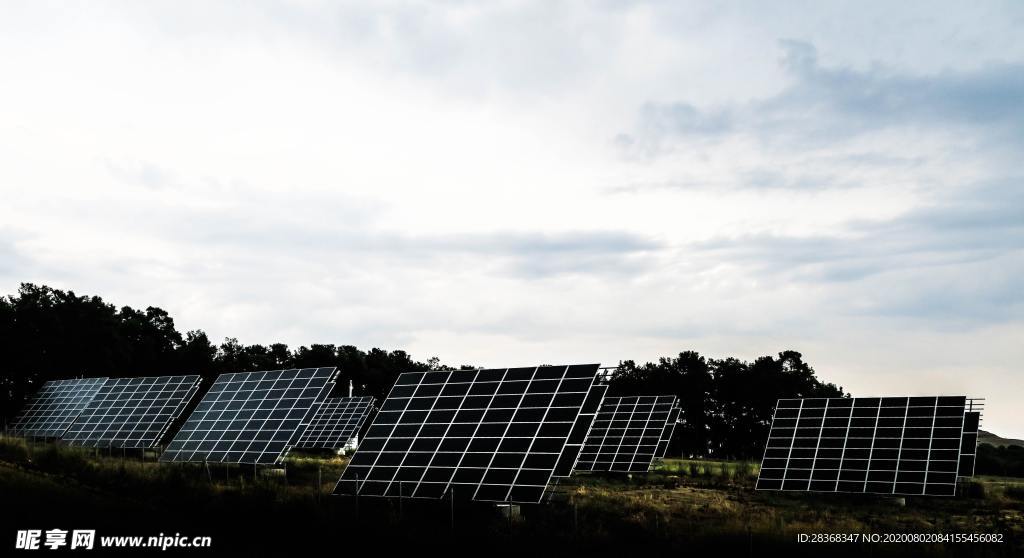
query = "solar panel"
xmin=334 ymin=364 xmax=605 ymax=503
xmin=657 ymin=404 xmax=681 ymax=458
xmin=551 ymin=383 xmax=608 ymax=477
xmin=958 ymin=410 xmax=980 ymax=478
xmin=575 ymin=395 xmax=678 ymax=473
xmin=293 ymin=396 xmax=376 ymax=450
xmin=9 ymin=377 xmax=109 ymax=438
xmin=62 ymin=375 xmax=202 ymax=448
xmin=756 ymin=396 xmax=971 ymax=496
xmin=159 ymin=367 xmax=337 ymax=465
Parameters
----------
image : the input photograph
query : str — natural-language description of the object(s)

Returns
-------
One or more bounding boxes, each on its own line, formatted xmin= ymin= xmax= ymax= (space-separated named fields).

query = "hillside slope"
xmin=980 ymin=430 xmax=1024 ymax=448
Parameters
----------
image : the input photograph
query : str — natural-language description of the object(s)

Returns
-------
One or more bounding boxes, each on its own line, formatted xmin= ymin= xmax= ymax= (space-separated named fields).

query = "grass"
xmin=2 ymin=436 xmax=1022 ymax=556
xmin=658 ymin=457 xmax=759 ymax=476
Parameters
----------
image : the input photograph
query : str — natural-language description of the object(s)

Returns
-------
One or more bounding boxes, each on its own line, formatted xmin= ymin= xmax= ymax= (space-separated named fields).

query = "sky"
xmin=0 ymin=1 xmax=1021 ymax=437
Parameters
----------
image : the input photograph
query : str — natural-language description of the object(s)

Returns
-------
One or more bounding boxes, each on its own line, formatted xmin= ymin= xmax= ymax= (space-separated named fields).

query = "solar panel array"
xmin=293 ymin=396 xmax=376 ymax=449
xmin=757 ymin=396 xmax=970 ymax=496
xmin=9 ymin=377 xmax=109 ymax=438
xmin=334 ymin=364 xmax=605 ymax=503
xmin=576 ymin=395 xmax=679 ymax=473
xmin=160 ymin=368 xmax=337 ymax=465
xmin=657 ymin=405 xmax=681 ymax=458
xmin=62 ymin=375 xmax=202 ymax=448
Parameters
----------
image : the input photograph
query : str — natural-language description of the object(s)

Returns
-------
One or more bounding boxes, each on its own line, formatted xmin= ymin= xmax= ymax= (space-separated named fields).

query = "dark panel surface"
xmin=958 ymin=411 xmax=980 ymax=478
xmin=293 ymin=396 xmax=375 ymax=449
xmin=10 ymin=377 xmax=109 ymax=438
xmin=756 ymin=396 xmax=968 ymax=496
xmin=334 ymin=364 xmax=603 ymax=503
xmin=657 ymin=405 xmax=680 ymax=459
xmin=576 ymin=395 xmax=678 ymax=473
xmin=159 ymin=368 xmax=337 ymax=464
xmin=63 ymin=375 xmax=201 ymax=448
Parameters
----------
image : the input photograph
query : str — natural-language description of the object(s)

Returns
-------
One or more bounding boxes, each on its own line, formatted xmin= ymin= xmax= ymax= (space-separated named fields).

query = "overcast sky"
xmin=1 ymin=1 xmax=1021 ymax=436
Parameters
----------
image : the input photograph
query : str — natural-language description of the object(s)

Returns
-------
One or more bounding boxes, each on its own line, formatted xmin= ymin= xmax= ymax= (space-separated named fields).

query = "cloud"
xmin=34 ymin=184 xmax=663 ymax=281
xmin=104 ymin=159 xmax=177 ymax=190
xmin=769 ymin=39 xmax=1024 ymax=139
xmin=696 ymin=180 xmax=1023 ymax=274
xmin=419 ymin=230 xmax=663 ymax=278
xmin=620 ymin=39 xmax=1024 ymax=159
xmin=187 ymin=219 xmax=664 ymax=280
xmin=635 ymin=102 xmax=733 ymax=139
xmin=0 ymin=228 xmax=43 ymax=284
xmin=0 ymin=230 xmax=28 ymax=277
xmin=689 ymin=178 xmax=1024 ymax=324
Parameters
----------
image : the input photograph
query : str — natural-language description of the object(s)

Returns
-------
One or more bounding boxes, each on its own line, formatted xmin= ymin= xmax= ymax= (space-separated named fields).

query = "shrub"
xmin=965 ymin=480 xmax=986 ymax=499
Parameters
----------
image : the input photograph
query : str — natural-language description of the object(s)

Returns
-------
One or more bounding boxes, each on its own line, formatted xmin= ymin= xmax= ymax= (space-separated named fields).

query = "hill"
xmin=980 ymin=430 xmax=1024 ymax=448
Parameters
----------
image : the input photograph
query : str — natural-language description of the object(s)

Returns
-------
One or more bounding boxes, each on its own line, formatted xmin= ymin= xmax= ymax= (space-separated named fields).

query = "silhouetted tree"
xmin=0 ymin=284 xmax=446 ymax=421
xmin=977 ymin=444 xmax=1024 ymax=477
xmin=610 ymin=350 xmax=845 ymax=460
xmin=2 ymin=282 xmax=849 ymax=460
xmin=177 ymin=330 xmax=217 ymax=375
xmin=293 ymin=344 xmax=337 ymax=368
xmin=118 ymin=306 xmax=183 ymax=374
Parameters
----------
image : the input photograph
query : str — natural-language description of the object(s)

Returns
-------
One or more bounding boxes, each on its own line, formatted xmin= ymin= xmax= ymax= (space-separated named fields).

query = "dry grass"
xmin=2 ymin=436 xmax=1022 ymax=554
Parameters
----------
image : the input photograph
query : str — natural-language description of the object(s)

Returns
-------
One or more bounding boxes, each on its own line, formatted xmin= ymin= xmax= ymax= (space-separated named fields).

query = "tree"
xmin=610 ymin=350 xmax=846 ymax=460
xmin=293 ymin=344 xmax=337 ymax=368
xmin=0 ymin=283 xmax=449 ymax=423
xmin=1 ymin=282 xmax=850 ymax=461
xmin=177 ymin=330 xmax=217 ymax=375
xmin=117 ymin=306 xmax=183 ymax=374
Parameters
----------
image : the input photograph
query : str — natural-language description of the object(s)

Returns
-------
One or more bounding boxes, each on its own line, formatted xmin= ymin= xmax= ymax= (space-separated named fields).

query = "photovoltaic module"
xmin=293 ymin=396 xmax=375 ymax=450
xmin=62 ymin=375 xmax=202 ymax=448
xmin=334 ymin=364 xmax=606 ymax=503
xmin=958 ymin=409 xmax=980 ymax=478
xmin=756 ymin=396 xmax=976 ymax=496
xmin=657 ymin=404 xmax=681 ymax=458
xmin=160 ymin=367 xmax=337 ymax=464
xmin=9 ymin=377 xmax=109 ymax=438
xmin=575 ymin=395 xmax=679 ymax=473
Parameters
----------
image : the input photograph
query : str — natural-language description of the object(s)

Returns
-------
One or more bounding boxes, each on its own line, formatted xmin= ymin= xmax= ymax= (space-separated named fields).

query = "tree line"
xmin=608 ymin=352 xmax=844 ymax=458
xmin=0 ymin=284 xmax=447 ymax=424
xmin=0 ymin=283 xmax=845 ymax=459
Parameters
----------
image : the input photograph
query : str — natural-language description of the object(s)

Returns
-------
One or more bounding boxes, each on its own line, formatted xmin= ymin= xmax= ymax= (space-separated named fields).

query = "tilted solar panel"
xmin=334 ymin=364 xmax=605 ymax=503
xmin=159 ymin=367 xmax=337 ymax=464
xmin=576 ymin=395 xmax=678 ymax=473
xmin=62 ymin=375 xmax=202 ymax=448
xmin=657 ymin=404 xmax=681 ymax=459
xmin=958 ymin=411 xmax=980 ymax=478
xmin=551 ymin=384 xmax=608 ymax=477
xmin=756 ymin=396 xmax=970 ymax=496
xmin=10 ymin=377 xmax=109 ymax=438
xmin=293 ymin=396 xmax=376 ymax=450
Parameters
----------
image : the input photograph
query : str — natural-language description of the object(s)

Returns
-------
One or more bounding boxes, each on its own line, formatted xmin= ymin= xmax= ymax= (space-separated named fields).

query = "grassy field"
xmin=559 ymin=459 xmax=1024 ymax=552
xmin=1 ymin=437 xmax=1021 ymax=556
